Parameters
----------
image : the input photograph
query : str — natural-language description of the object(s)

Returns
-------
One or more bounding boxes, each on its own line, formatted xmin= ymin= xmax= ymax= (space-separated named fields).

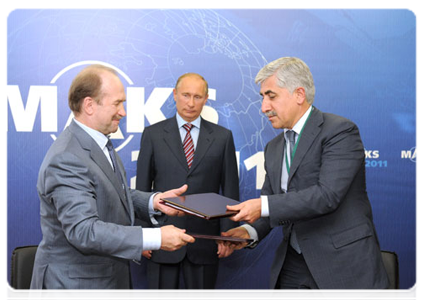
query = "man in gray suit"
xmin=223 ymin=57 xmax=389 ymax=289
xmin=136 ymin=73 xmax=239 ymax=289
xmin=30 ymin=65 xmax=195 ymax=289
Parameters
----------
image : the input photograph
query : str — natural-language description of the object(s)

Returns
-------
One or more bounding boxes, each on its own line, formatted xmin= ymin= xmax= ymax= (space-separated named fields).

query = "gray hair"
xmin=255 ymin=57 xmax=315 ymax=104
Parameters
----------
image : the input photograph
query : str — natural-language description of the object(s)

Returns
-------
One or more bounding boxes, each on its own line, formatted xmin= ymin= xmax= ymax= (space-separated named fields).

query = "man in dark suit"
xmin=31 ymin=65 xmax=194 ymax=289
xmin=223 ymin=57 xmax=389 ymax=289
xmin=136 ymin=73 xmax=239 ymax=289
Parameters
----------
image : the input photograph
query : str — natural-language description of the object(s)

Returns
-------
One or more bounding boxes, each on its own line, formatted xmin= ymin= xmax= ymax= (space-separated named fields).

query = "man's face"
xmin=174 ymin=75 xmax=208 ymax=122
xmin=93 ymin=72 xmax=127 ymax=135
xmin=260 ymin=74 xmax=299 ymax=129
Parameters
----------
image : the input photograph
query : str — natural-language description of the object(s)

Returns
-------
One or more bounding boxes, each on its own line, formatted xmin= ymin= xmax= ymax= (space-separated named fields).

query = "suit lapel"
xmin=163 ymin=117 xmax=190 ymax=171
xmin=114 ymin=154 xmax=134 ymax=224
xmin=272 ymin=135 xmax=285 ymax=194
xmin=189 ymin=118 xmax=214 ymax=174
xmin=288 ymin=108 xmax=323 ymax=185
xmin=69 ymin=121 xmax=131 ymax=217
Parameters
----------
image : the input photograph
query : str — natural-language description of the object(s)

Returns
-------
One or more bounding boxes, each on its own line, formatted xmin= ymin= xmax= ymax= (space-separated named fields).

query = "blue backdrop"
xmin=7 ymin=9 xmax=416 ymax=289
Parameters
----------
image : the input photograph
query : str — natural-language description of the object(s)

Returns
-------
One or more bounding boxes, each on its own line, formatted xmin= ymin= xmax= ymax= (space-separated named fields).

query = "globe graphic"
xmin=108 ymin=9 xmax=277 ymax=201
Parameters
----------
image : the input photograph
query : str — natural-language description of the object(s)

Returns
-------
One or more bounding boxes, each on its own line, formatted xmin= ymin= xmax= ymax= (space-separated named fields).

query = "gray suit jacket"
xmin=30 ymin=120 xmax=154 ymax=289
xmin=252 ymin=108 xmax=389 ymax=289
xmin=136 ymin=116 xmax=239 ymax=265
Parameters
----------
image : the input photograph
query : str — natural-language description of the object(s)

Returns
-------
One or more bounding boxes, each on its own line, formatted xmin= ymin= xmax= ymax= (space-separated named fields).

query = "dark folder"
xmin=189 ymin=233 xmax=253 ymax=244
xmin=161 ymin=192 xmax=239 ymax=220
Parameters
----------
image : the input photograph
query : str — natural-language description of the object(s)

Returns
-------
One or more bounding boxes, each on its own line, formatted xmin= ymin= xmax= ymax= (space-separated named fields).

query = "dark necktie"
xmin=106 ymin=139 xmax=119 ymax=174
xmin=285 ymin=130 xmax=301 ymax=253
xmin=183 ymin=123 xmax=194 ymax=168
xmin=106 ymin=139 xmax=130 ymax=216
xmin=285 ymin=130 xmax=296 ymax=168
xmin=106 ymin=139 xmax=125 ymax=190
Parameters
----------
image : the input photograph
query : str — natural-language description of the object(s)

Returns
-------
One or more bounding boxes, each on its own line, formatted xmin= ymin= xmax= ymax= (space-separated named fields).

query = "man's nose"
xmin=187 ymin=97 xmax=195 ymax=107
xmin=261 ymin=99 xmax=270 ymax=113
xmin=119 ymin=104 xmax=127 ymax=117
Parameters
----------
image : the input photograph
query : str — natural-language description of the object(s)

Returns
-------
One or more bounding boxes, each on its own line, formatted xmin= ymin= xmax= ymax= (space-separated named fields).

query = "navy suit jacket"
xmin=136 ymin=116 xmax=239 ymax=265
xmin=252 ymin=108 xmax=389 ymax=289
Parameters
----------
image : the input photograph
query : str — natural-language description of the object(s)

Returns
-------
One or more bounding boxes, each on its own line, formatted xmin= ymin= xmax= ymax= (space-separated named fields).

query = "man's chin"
xmin=269 ymin=120 xmax=279 ymax=128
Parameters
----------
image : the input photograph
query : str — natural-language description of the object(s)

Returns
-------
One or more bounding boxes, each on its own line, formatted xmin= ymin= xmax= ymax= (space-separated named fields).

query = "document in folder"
xmin=161 ymin=193 xmax=239 ymax=220
xmin=189 ymin=233 xmax=253 ymax=244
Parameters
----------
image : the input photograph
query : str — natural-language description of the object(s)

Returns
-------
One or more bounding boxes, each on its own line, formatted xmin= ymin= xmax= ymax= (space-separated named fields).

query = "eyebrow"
xmin=260 ymin=90 xmax=276 ymax=96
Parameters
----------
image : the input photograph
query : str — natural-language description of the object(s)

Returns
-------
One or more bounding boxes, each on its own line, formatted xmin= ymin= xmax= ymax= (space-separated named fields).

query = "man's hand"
xmin=226 ymin=198 xmax=261 ymax=223
xmin=142 ymin=250 xmax=152 ymax=259
xmin=160 ymin=225 xmax=195 ymax=251
xmin=153 ymin=184 xmax=188 ymax=216
xmin=216 ymin=241 xmax=235 ymax=258
xmin=221 ymin=227 xmax=251 ymax=250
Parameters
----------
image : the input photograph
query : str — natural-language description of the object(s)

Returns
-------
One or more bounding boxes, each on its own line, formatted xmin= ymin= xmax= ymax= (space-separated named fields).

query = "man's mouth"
xmin=264 ymin=111 xmax=277 ymax=118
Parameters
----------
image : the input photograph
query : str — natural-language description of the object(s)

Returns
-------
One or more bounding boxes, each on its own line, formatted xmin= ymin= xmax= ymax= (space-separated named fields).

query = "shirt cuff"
xmin=241 ymin=224 xmax=259 ymax=248
xmin=261 ymin=195 xmax=269 ymax=217
xmin=142 ymin=228 xmax=162 ymax=251
xmin=148 ymin=192 xmax=162 ymax=225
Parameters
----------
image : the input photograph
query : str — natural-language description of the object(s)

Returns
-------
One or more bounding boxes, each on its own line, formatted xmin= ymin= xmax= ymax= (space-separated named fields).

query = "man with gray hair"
xmin=223 ymin=57 xmax=389 ymax=289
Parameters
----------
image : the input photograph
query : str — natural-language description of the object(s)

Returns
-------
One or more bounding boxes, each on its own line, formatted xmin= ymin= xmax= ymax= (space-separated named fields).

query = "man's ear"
xmin=173 ymin=88 xmax=177 ymax=102
xmin=82 ymin=97 xmax=95 ymax=115
xmin=295 ymin=87 xmax=307 ymax=105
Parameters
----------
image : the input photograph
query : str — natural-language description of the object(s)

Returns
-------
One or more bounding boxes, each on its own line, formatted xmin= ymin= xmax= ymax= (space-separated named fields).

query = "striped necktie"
xmin=183 ymin=123 xmax=194 ymax=168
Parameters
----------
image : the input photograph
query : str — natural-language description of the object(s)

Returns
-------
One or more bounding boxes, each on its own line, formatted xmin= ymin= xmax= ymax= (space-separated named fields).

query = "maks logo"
xmin=7 ymin=60 xmax=219 ymax=151
xmin=401 ymin=147 xmax=416 ymax=163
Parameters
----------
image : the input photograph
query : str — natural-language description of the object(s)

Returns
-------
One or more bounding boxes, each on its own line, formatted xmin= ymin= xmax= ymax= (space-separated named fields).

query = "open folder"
xmin=161 ymin=192 xmax=239 ymax=220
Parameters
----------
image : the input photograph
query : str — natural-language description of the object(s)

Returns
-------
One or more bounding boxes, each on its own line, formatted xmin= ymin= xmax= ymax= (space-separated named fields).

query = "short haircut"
xmin=175 ymin=73 xmax=209 ymax=96
xmin=255 ymin=57 xmax=315 ymax=104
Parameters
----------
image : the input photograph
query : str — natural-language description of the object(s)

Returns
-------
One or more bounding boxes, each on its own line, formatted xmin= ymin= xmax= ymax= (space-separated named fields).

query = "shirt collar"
xmin=176 ymin=113 xmax=201 ymax=129
xmin=73 ymin=118 xmax=109 ymax=150
xmin=284 ymin=105 xmax=313 ymax=135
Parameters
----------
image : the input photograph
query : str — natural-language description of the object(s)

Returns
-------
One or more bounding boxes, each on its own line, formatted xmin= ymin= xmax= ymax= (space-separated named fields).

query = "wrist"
xmin=152 ymin=192 xmax=162 ymax=211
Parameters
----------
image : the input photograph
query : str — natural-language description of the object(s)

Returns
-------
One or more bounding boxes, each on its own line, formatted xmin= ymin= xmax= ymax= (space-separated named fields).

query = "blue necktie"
xmin=106 ymin=139 xmax=126 ymax=192
xmin=106 ymin=139 xmax=119 ymax=173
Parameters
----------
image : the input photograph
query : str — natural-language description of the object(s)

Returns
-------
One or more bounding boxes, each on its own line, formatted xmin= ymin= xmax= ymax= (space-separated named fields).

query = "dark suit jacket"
xmin=136 ymin=116 xmax=239 ymax=265
xmin=252 ymin=107 xmax=389 ymax=289
xmin=31 ymin=120 xmax=155 ymax=289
